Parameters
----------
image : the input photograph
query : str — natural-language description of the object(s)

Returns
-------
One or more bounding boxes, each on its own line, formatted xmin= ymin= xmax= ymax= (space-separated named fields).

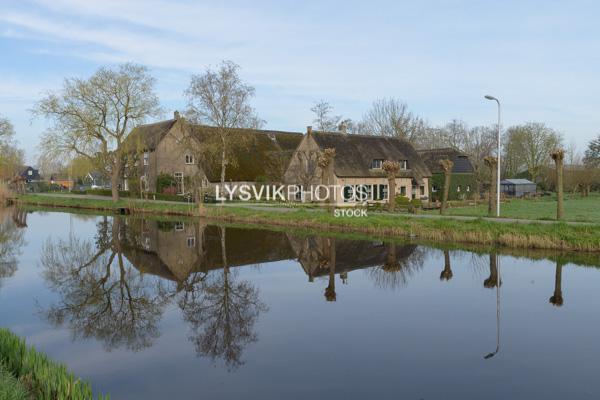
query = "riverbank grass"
xmin=15 ymin=193 xmax=600 ymax=251
xmin=0 ymin=328 xmax=108 ymax=399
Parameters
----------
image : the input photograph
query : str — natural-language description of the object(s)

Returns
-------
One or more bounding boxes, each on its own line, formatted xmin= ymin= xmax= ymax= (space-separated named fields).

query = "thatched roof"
xmin=310 ymin=132 xmax=431 ymax=181
xmin=126 ymin=119 xmax=178 ymax=151
xmin=125 ymin=118 xmax=303 ymax=182
xmin=418 ymin=148 xmax=474 ymax=174
xmin=187 ymin=125 xmax=303 ymax=182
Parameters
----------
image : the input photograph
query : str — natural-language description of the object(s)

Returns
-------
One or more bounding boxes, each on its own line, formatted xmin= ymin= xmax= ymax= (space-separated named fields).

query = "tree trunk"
xmin=388 ymin=177 xmax=396 ymax=212
xmin=552 ymin=150 xmax=565 ymax=220
xmin=440 ymin=171 xmax=451 ymax=215
xmin=111 ymin=155 xmax=122 ymax=202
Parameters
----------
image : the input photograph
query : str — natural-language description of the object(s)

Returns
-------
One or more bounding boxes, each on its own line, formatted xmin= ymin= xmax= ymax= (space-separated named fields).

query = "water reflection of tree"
xmin=483 ymin=253 xmax=500 ymax=288
xmin=439 ymin=250 xmax=453 ymax=281
xmin=368 ymin=244 xmax=426 ymax=290
xmin=40 ymin=216 xmax=169 ymax=351
xmin=0 ymin=208 xmax=26 ymax=288
xmin=178 ymin=226 xmax=267 ymax=370
xmin=549 ymin=261 xmax=564 ymax=307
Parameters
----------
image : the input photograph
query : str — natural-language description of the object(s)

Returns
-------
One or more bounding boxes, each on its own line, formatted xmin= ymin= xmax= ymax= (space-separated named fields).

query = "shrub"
xmin=411 ymin=198 xmax=423 ymax=208
xmin=156 ymin=173 xmax=177 ymax=193
xmin=395 ymin=195 xmax=411 ymax=207
xmin=162 ymin=186 xmax=177 ymax=196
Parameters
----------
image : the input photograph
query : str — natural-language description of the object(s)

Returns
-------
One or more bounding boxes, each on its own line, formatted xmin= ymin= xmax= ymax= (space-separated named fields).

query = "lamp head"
xmin=485 ymin=95 xmax=497 ymax=101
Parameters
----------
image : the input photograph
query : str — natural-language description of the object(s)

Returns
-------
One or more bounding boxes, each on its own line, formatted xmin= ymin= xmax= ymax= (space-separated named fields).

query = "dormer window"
xmin=400 ymin=160 xmax=408 ymax=170
xmin=371 ymin=159 xmax=384 ymax=169
xmin=185 ymin=154 xmax=194 ymax=165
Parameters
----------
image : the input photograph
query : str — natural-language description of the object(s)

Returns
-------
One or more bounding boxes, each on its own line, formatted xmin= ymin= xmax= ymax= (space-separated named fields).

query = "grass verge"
xmin=0 ymin=328 xmax=108 ymax=399
xmin=16 ymin=193 xmax=600 ymax=252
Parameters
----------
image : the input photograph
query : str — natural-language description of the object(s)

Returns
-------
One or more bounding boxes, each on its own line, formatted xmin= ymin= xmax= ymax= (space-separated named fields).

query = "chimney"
xmin=174 ymin=110 xmax=181 ymax=120
xmin=307 ymin=126 xmax=312 ymax=137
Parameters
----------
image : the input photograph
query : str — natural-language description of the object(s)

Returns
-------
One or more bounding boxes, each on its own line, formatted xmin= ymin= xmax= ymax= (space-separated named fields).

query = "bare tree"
xmin=185 ymin=61 xmax=263 ymax=184
xmin=463 ymin=125 xmax=497 ymax=195
xmin=34 ymin=63 xmax=161 ymax=201
xmin=584 ymin=134 xmax=600 ymax=168
xmin=502 ymin=123 xmax=562 ymax=181
xmin=0 ymin=115 xmax=15 ymax=146
xmin=310 ymin=100 xmax=342 ymax=131
xmin=566 ymin=140 xmax=582 ymax=166
xmin=0 ymin=115 xmax=24 ymax=183
xmin=361 ymin=98 xmax=428 ymax=143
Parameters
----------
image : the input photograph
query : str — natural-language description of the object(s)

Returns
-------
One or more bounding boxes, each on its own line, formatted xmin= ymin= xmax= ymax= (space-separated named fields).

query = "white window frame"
xmin=143 ymin=152 xmax=149 ymax=166
xmin=185 ymin=154 xmax=194 ymax=165
xmin=187 ymin=236 xmax=196 ymax=248
xmin=174 ymin=172 xmax=184 ymax=194
xmin=370 ymin=159 xmax=384 ymax=169
xmin=175 ymin=222 xmax=185 ymax=231
xmin=400 ymin=160 xmax=408 ymax=170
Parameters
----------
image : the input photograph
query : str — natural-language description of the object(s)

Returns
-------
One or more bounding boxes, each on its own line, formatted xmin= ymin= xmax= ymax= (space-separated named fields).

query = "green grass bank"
xmin=426 ymin=193 xmax=600 ymax=223
xmin=14 ymin=193 xmax=600 ymax=252
xmin=0 ymin=328 xmax=108 ymax=399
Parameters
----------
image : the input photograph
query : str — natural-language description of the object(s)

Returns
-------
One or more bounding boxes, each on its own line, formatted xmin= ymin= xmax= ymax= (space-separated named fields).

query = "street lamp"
xmin=484 ymin=95 xmax=501 ymax=217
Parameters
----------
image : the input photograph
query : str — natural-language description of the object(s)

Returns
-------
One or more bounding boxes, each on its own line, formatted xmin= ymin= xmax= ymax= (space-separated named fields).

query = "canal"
xmin=0 ymin=208 xmax=599 ymax=399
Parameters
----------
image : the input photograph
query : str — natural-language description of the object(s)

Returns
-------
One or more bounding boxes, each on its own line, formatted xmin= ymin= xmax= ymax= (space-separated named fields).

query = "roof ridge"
xmin=312 ymin=130 xmax=412 ymax=142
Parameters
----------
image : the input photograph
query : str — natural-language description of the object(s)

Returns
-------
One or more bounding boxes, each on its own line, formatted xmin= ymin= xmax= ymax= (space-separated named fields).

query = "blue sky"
xmin=1 ymin=0 xmax=599 ymax=163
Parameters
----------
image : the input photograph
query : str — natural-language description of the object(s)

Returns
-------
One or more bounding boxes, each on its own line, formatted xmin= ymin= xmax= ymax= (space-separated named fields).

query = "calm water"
xmin=1 ymin=208 xmax=600 ymax=399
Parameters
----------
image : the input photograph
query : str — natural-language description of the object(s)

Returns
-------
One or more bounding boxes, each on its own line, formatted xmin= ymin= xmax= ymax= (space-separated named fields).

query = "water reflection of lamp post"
xmin=484 ymin=253 xmax=501 ymax=359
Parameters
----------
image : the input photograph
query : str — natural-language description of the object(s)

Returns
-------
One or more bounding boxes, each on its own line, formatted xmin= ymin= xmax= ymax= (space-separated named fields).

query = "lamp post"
xmin=484 ymin=95 xmax=501 ymax=217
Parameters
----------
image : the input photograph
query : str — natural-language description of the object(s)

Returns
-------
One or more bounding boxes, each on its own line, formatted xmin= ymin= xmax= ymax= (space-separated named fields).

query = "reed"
xmin=0 ymin=329 xmax=109 ymax=400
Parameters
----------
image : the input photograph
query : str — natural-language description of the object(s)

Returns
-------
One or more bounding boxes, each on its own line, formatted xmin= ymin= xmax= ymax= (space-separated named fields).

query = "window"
xmin=174 ymin=222 xmax=185 ymax=231
xmin=400 ymin=160 xmax=408 ymax=170
xmin=185 ymin=154 xmax=194 ymax=165
xmin=143 ymin=152 xmax=149 ymax=166
xmin=141 ymin=175 xmax=149 ymax=191
xmin=187 ymin=236 xmax=196 ymax=248
xmin=466 ymin=185 xmax=471 ymax=192
xmin=373 ymin=184 xmax=387 ymax=201
xmin=370 ymin=159 xmax=384 ymax=169
xmin=294 ymin=185 xmax=302 ymax=201
xmin=399 ymin=186 xmax=407 ymax=196
xmin=174 ymin=172 xmax=184 ymax=194
xmin=457 ymin=185 xmax=462 ymax=192
xmin=420 ymin=186 xmax=425 ymax=196
xmin=143 ymin=236 xmax=151 ymax=250
xmin=28 ymin=170 xmax=32 ymax=176
xmin=432 ymin=185 xmax=438 ymax=193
